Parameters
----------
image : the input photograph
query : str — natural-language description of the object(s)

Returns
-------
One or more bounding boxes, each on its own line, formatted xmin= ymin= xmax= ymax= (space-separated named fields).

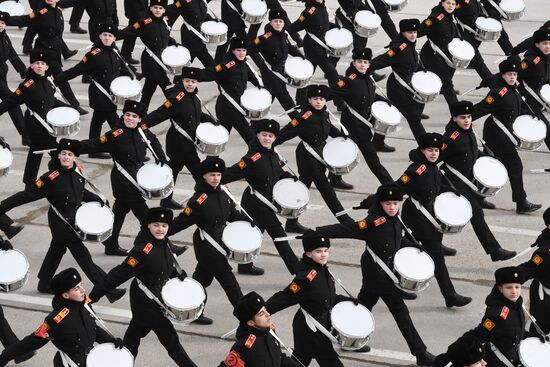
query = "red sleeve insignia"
xmin=34 ymin=321 xmax=50 ymax=339
xmin=100 ymin=135 xmax=107 ymax=143
xmin=437 ymin=13 xmax=444 ymax=21
xmin=223 ymin=350 xmax=244 ymax=367
xmin=374 ymin=216 xmax=386 ymax=227
xmin=500 ymin=306 xmax=509 ymax=320
xmin=387 ymin=49 xmax=396 ymax=57
xmin=425 ymin=19 xmax=433 ymax=27
xmin=238 ymin=160 xmax=247 ymax=170
xmin=415 ymin=164 xmax=426 ymax=175
xmin=53 ymin=308 xmax=70 ymax=324
xmin=290 ymin=118 xmax=299 ymax=127
xmin=263 ymin=32 xmax=272 ymax=39
xmin=337 ymin=80 xmax=345 ymax=88
xmin=244 ymin=334 xmax=256 ymax=348
xmin=35 ymin=179 xmax=44 ymax=188
xmin=483 ymin=318 xmax=495 ymax=331
xmin=306 ymin=269 xmax=317 ymax=281
xmin=144 ymin=18 xmax=152 ymax=24
xmin=39 ymin=8 xmax=48 ymax=14
xmin=400 ymin=173 xmax=410 ymax=184
xmin=308 ymin=6 xmax=316 ymax=14
xmin=133 ymin=22 xmax=140 ymax=29
xmin=520 ymin=61 xmax=528 ymax=70
xmin=251 ymin=153 xmax=261 ymax=162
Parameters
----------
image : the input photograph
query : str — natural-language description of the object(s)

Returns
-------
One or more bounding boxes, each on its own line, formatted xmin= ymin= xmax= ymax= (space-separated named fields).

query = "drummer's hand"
xmin=156 ymin=157 xmax=169 ymax=167
xmin=178 ymin=270 xmax=188 ymax=281
xmin=101 ymin=199 xmax=110 ymax=207
xmin=0 ymin=240 xmax=13 ymax=251
xmin=113 ymin=338 xmax=124 ymax=349
xmin=250 ymin=220 xmax=260 ymax=228
xmin=0 ymin=137 xmax=9 ymax=150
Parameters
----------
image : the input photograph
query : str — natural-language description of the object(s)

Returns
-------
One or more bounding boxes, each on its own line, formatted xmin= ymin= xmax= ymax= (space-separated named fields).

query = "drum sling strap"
xmin=181 ymin=18 xmax=208 ymax=42
xmin=456 ymin=18 xmax=477 ymax=35
xmin=485 ymin=0 xmax=511 ymax=20
xmin=113 ymin=161 xmax=148 ymax=196
xmin=491 ymin=116 xmax=519 ymax=147
xmin=443 ymin=163 xmax=480 ymax=193
xmin=391 ymin=72 xmax=417 ymax=96
xmin=522 ymin=83 xmax=547 ymax=108
xmin=307 ymin=32 xmax=330 ymax=52
xmin=489 ymin=343 xmax=514 ymax=367
xmin=113 ymin=48 xmax=138 ymax=80
xmin=256 ymin=53 xmax=288 ymax=84
xmin=299 ymin=308 xmax=339 ymax=344
xmin=538 ymin=282 xmax=550 ymax=301
xmin=343 ymin=102 xmax=372 ymax=127
xmin=144 ymin=47 xmax=171 ymax=74
xmin=198 ymin=227 xmax=229 ymax=256
xmin=225 ymin=0 xmax=242 ymax=16
xmin=410 ymin=197 xmax=443 ymax=232
xmin=91 ymin=79 xmax=116 ymax=105
xmin=136 ymin=279 xmax=178 ymax=319
xmin=303 ymin=141 xmax=329 ymax=168
xmin=250 ymin=187 xmax=279 ymax=213
xmin=365 ymin=245 xmax=401 ymax=285
xmin=28 ymin=109 xmax=55 ymax=135
xmin=219 ymin=87 xmax=248 ymax=117
xmin=428 ymin=40 xmax=456 ymax=69
xmin=268 ymin=330 xmax=307 ymax=367
xmin=170 ymin=120 xmax=194 ymax=142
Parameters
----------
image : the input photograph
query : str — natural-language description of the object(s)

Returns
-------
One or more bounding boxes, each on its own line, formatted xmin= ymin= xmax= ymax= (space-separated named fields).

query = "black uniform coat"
xmin=0 ymin=30 xmax=26 ymax=80
xmin=520 ymin=46 xmax=550 ymax=99
xmin=84 ymin=0 xmax=118 ymax=24
xmin=123 ymin=0 xmax=147 ymax=20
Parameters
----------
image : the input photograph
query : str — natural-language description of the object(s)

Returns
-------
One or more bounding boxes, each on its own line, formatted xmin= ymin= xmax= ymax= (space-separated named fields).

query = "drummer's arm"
xmin=6 ymin=14 xmax=32 ymax=28
xmin=229 ymin=200 xmax=252 ymax=223
xmin=463 ymin=312 xmax=504 ymax=344
xmin=369 ymin=48 xmax=400 ymax=71
xmin=6 ymin=38 xmax=26 ymax=76
xmin=0 ymin=329 xmax=49 ymax=366
xmin=79 ymin=135 xmax=111 ymax=155
xmin=167 ymin=202 xmax=198 ymax=236
xmin=164 ymin=4 xmax=181 ymax=27
xmin=144 ymin=128 xmax=168 ymax=162
xmin=0 ymin=84 xmax=26 ymax=116
xmin=0 ymin=178 xmax=47 ymax=215
xmin=417 ymin=16 xmax=436 ymax=38
xmin=54 ymin=56 xmax=91 ymax=85
xmin=222 ymin=159 xmax=249 ymax=184
xmin=273 ymin=119 xmax=303 ymax=147
xmin=117 ymin=21 xmax=142 ymax=41
xmin=315 ymin=221 xmax=366 ymax=241
xmin=265 ymin=277 xmax=305 ymax=315
xmin=328 ymin=79 xmax=351 ymax=99
xmin=140 ymin=105 xmax=172 ymax=129
xmin=286 ymin=10 xmax=309 ymax=34
xmin=510 ymin=37 xmax=533 ymax=55
xmin=518 ymin=252 xmax=547 ymax=281
xmin=82 ymin=188 xmax=102 ymax=204
xmin=471 ymin=92 xmax=498 ymax=121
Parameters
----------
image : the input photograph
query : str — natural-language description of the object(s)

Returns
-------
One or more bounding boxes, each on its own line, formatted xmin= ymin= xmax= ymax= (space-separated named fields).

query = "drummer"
xmin=0 ymin=268 xmax=124 ymax=367
xmin=142 ymin=66 xmax=216 ymax=210
xmin=510 ymin=20 xmax=550 ymax=55
xmin=218 ymin=292 xmax=301 ymax=367
xmin=479 ymin=0 xmax=515 ymax=54
xmin=168 ymin=157 xmax=248 ymax=325
xmin=307 ymin=184 xmax=436 ymax=365
xmin=274 ymin=84 xmax=354 ymax=234
xmin=471 ymin=59 xmax=542 ymax=214
xmin=213 ymin=0 xmax=247 ymax=63
xmin=0 ymin=303 xmax=35 ymax=365
xmin=223 ymin=119 xmax=300 ymax=276
xmin=440 ymin=101 xmax=516 ymax=261
xmin=88 ymin=207 xmax=199 ymax=367
xmin=433 ymin=335 xmax=486 ymax=367
xmin=329 ymin=47 xmax=394 ymax=185
xmin=0 ymin=139 xmax=125 ymax=302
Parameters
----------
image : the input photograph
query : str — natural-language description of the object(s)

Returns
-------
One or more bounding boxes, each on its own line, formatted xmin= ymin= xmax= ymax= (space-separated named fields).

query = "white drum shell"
xmin=200 ymin=21 xmax=228 ymax=45
xmin=272 ymin=178 xmax=309 ymax=218
xmin=284 ymin=57 xmax=314 ymax=88
xmin=331 ymin=301 xmax=375 ymax=350
xmin=195 ymin=122 xmax=230 ymax=155
xmin=110 ymin=76 xmax=142 ymax=106
xmin=383 ymin=0 xmax=408 ymax=12
xmin=322 ymin=137 xmax=359 ymax=175
xmin=241 ymin=0 xmax=267 ymax=24
xmin=540 ymin=84 xmax=550 ymax=111
xmin=475 ymin=17 xmax=502 ymax=41
xmin=393 ymin=247 xmax=435 ymax=291
xmin=161 ymin=278 xmax=206 ymax=322
xmin=354 ymin=11 xmax=381 ymax=38
xmin=512 ymin=115 xmax=547 ymax=151
xmin=0 ymin=1 xmax=25 ymax=16
xmin=410 ymin=71 xmax=442 ymax=103
xmin=472 ymin=157 xmax=508 ymax=197
xmin=325 ymin=28 xmax=353 ymax=57
xmin=161 ymin=46 xmax=191 ymax=74
xmin=499 ymin=0 xmax=525 ymax=21
xmin=136 ymin=163 xmax=174 ymax=200
xmin=240 ymin=87 xmax=272 ymax=119
xmin=0 ymin=148 xmax=13 ymax=177
xmin=86 ymin=343 xmax=134 ymax=367
xmin=75 ymin=202 xmax=114 ymax=243
xmin=222 ymin=221 xmax=263 ymax=263
xmin=46 ymin=107 xmax=81 ymax=137
xmin=448 ymin=39 xmax=475 ymax=68
xmin=369 ymin=101 xmax=401 ymax=135
xmin=0 ymin=249 xmax=30 ymax=292
xmin=519 ymin=337 xmax=550 ymax=367
xmin=433 ymin=192 xmax=473 ymax=234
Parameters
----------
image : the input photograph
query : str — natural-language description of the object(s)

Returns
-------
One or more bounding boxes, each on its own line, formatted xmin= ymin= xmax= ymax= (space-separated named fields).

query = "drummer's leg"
xmin=123 ymin=319 xmax=151 ymax=357
xmin=422 ymin=236 xmax=457 ymax=300
xmin=230 ymin=111 xmax=254 ymax=143
xmin=497 ymin=28 xmax=513 ymax=55
xmin=372 ymin=0 xmax=398 ymax=40
xmin=0 ymin=305 xmax=19 ymax=347
xmin=496 ymin=145 xmax=527 ymax=204
xmin=140 ymin=79 xmax=158 ymax=110
xmin=0 ymin=81 xmax=27 ymax=138
xmin=440 ymin=69 xmax=458 ymax=112
xmin=67 ymin=239 xmax=108 ymax=285
xmin=311 ymin=172 xmax=353 ymax=223
xmin=214 ymin=268 xmax=243 ymax=306
xmin=355 ymin=123 xmax=393 ymax=184
xmin=104 ymin=199 xmax=131 ymax=249
xmin=37 ymin=238 xmax=67 ymax=289
xmin=152 ymin=316 xmax=198 ymax=367
xmin=129 ymin=199 xmax=149 ymax=226
xmin=463 ymin=190 xmax=501 ymax=254
xmin=50 ymin=64 xmax=81 ymax=108
xmin=22 ymin=149 xmax=43 ymax=187
xmin=467 ymin=37 xmax=492 ymax=81
xmin=530 ymin=283 xmax=550 ymax=334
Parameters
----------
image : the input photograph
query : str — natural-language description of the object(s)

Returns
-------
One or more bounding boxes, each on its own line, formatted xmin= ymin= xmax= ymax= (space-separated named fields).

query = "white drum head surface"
xmin=161 ymin=46 xmax=191 ymax=67
xmin=86 ymin=343 xmax=134 ymax=367
xmin=325 ymin=28 xmax=353 ymax=48
xmin=434 ymin=192 xmax=472 ymax=226
xmin=201 ymin=21 xmax=228 ymax=35
xmin=0 ymin=250 xmax=29 ymax=284
xmin=136 ymin=163 xmax=173 ymax=190
xmin=331 ymin=301 xmax=375 ymax=337
xmin=355 ymin=10 xmax=381 ymax=28
xmin=285 ymin=57 xmax=314 ymax=80
xmin=473 ymin=157 xmax=507 ymax=188
xmin=541 ymin=84 xmax=550 ymax=103
xmin=394 ymin=247 xmax=434 ymax=281
xmin=500 ymin=0 xmax=525 ymax=12
xmin=0 ymin=148 xmax=13 ymax=169
xmin=222 ymin=221 xmax=262 ymax=252
xmin=46 ymin=107 xmax=80 ymax=127
xmin=241 ymin=88 xmax=271 ymax=111
xmin=371 ymin=101 xmax=401 ymax=125
xmin=273 ymin=179 xmax=309 ymax=209
xmin=448 ymin=39 xmax=475 ymax=61
xmin=110 ymin=76 xmax=142 ymax=98
xmin=241 ymin=0 xmax=267 ymax=16
xmin=513 ymin=116 xmax=547 ymax=142
xmin=76 ymin=202 xmax=114 ymax=235
xmin=475 ymin=17 xmax=502 ymax=32
xmin=519 ymin=337 xmax=550 ymax=367
xmin=161 ymin=278 xmax=205 ymax=310
xmin=323 ymin=137 xmax=358 ymax=167
xmin=0 ymin=1 xmax=25 ymax=16
xmin=411 ymin=71 xmax=442 ymax=94
xmin=384 ymin=0 xmax=404 ymax=5
xmin=195 ymin=123 xmax=229 ymax=144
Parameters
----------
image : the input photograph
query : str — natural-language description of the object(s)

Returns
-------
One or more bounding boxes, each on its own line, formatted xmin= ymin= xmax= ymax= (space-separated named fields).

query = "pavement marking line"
xmin=488 ymin=225 xmax=539 ymax=237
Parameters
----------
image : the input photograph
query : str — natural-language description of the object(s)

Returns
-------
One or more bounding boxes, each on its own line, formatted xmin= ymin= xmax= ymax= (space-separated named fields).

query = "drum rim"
xmin=0 ymin=249 xmax=30 ymax=283
xmin=499 ymin=0 xmax=526 ymax=12
xmin=200 ymin=20 xmax=229 ymax=33
xmin=371 ymin=101 xmax=401 ymax=125
xmin=284 ymin=57 xmax=314 ymax=79
xmin=241 ymin=0 xmax=268 ymax=15
xmin=475 ymin=17 xmax=503 ymax=31
xmin=411 ymin=71 xmax=443 ymax=94
xmin=331 ymin=301 xmax=375 ymax=337
xmin=448 ymin=39 xmax=475 ymax=60
xmin=222 ymin=221 xmax=263 ymax=252
xmin=161 ymin=277 xmax=206 ymax=310
xmin=322 ymin=137 xmax=359 ymax=168
xmin=46 ymin=107 xmax=80 ymax=126
xmin=394 ymin=247 xmax=435 ymax=280
xmin=518 ymin=337 xmax=550 ymax=364
xmin=513 ymin=117 xmax=547 ymax=142
xmin=273 ymin=178 xmax=310 ymax=209
xmin=473 ymin=156 xmax=508 ymax=188
xmin=86 ymin=342 xmax=134 ymax=365
xmin=161 ymin=46 xmax=191 ymax=67
xmin=240 ymin=88 xmax=272 ymax=110
xmin=195 ymin=122 xmax=230 ymax=144
xmin=136 ymin=163 xmax=173 ymax=190
xmin=355 ymin=10 xmax=382 ymax=27
xmin=325 ymin=28 xmax=354 ymax=47
xmin=433 ymin=192 xmax=473 ymax=225
xmin=75 ymin=202 xmax=115 ymax=235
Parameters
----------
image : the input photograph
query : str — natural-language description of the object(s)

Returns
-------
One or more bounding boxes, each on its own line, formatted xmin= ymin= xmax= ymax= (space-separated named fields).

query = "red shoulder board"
xmin=48 ymin=171 xmax=59 ymax=181
xmin=374 ymin=216 xmax=386 ymax=227
xmin=34 ymin=321 xmax=50 ymax=339
xmin=251 ymin=153 xmax=261 ymax=162
xmin=483 ymin=318 xmax=495 ymax=331
xmin=498 ymin=87 xmax=508 ymax=97
xmin=437 ymin=13 xmax=444 ymax=21
xmin=143 ymin=243 xmax=153 ymax=254
xmin=24 ymin=79 xmax=34 ymax=88
xmin=39 ymin=8 xmax=48 ymax=14
xmin=225 ymin=60 xmax=235 ymax=69
xmin=302 ymin=111 xmax=312 ymax=120
xmin=358 ymin=219 xmax=367 ymax=230
xmin=53 ymin=308 xmax=70 ymax=324
xmin=91 ymin=48 xmax=101 ymax=56
xmin=112 ymin=128 xmax=123 ymax=137
xmin=533 ymin=254 xmax=543 ymax=265
xmin=196 ymin=193 xmax=207 ymax=205
xmin=176 ymin=91 xmax=185 ymax=101
xmin=262 ymin=32 xmax=272 ymax=39
xmin=399 ymin=43 xmax=407 ymax=51
xmin=306 ymin=269 xmax=317 ymax=281
xmin=348 ymin=73 xmax=357 ymax=80
xmin=534 ymin=56 xmax=541 ymax=64
xmin=308 ymin=6 xmax=316 ymax=14
xmin=500 ymin=306 xmax=509 ymax=320
xmin=450 ymin=131 xmax=459 ymax=140
xmin=415 ymin=164 xmax=426 ymax=175
xmin=144 ymin=18 xmax=152 ymax=24
xmin=223 ymin=350 xmax=244 ymax=367
xmin=244 ymin=334 xmax=256 ymax=349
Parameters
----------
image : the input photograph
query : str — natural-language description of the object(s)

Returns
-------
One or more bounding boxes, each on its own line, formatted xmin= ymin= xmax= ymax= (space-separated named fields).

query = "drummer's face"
xmin=0 ymin=21 xmax=6 ymax=33
xmin=467 ymin=360 xmax=487 ymax=367
xmin=203 ymin=172 xmax=221 ymax=188
xmin=232 ymin=48 xmax=247 ymax=61
xmin=58 ymin=150 xmax=77 ymax=169
xmin=453 ymin=114 xmax=472 ymax=130
xmin=63 ymin=282 xmax=86 ymax=302
xmin=308 ymin=96 xmax=326 ymax=110
xmin=381 ymin=200 xmax=400 ymax=217
xmin=248 ymin=306 xmax=273 ymax=330
xmin=498 ymin=283 xmax=522 ymax=302
xmin=501 ymin=71 xmax=517 ymax=86
xmin=256 ymin=131 xmax=276 ymax=148
xmin=45 ymin=0 xmax=59 ymax=5
xmin=270 ymin=19 xmax=284 ymax=32
xmin=148 ymin=222 xmax=169 ymax=240
xmin=352 ymin=59 xmax=370 ymax=74
xmin=183 ymin=78 xmax=198 ymax=93
xmin=421 ymin=147 xmax=439 ymax=163
xmin=535 ymin=40 xmax=550 ymax=55
xmin=99 ymin=32 xmax=116 ymax=47
xmin=441 ymin=0 xmax=456 ymax=13
xmin=30 ymin=61 xmax=48 ymax=76
xmin=150 ymin=5 xmax=166 ymax=17
xmin=306 ymin=247 xmax=329 ymax=265
xmin=402 ymin=31 xmax=417 ymax=43
xmin=123 ymin=112 xmax=140 ymax=128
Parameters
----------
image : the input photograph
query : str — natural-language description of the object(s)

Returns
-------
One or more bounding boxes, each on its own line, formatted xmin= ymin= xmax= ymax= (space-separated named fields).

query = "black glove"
xmin=358 ymin=194 xmax=377 ymax=209
xmin=347 ymin=296 xmax=360 ymax=305
xmin=250 ymin=220 xmax=260 ymax=228
xmin=178 ymin=269 xmax=188 ymax=281
xmin=292 ymin=175 xmax=299 ymax=182
xmin=301 ymin=229 xmax=316 ymax=239
xmin=113 ymin=338 xmax=124 ymax=349
xmin=0 ymin=240 xmax=13 ymax=251
xmin=156 ymin=157 xmax=169 ymax=167
xmin=0 ymin=138 xmax=9 ymax=150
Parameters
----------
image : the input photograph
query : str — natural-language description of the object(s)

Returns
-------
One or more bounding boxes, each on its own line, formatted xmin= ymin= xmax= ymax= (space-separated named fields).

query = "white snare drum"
xmin=284 ymin=56 xmax=314 ymax=88
xmin=0 ymin=1 xmax=24 ymax=16
xmin=393 ymin=247 xmax=435 ymax=291
xmin=87 ymin=343 xmax=134 ymax=367
xmin=354 ymin=10 xmax=381 ymax=38
xmin=241 ymin=0 xmax=267 ymax=24
xmin=161 ymin=278 xmax=206 ymax=322
xmin=369 ymin=101 xmax=401 ymax=135
xmin=448 ymin=38 xmax=475 ymax=68
xmin=222 ymin=221 xmax=263 ymax=263
xmin=324 ymin=28 xmax=353 ymax=57
xmin=499 ymin=0 xmax=525 ymax=21
xmin=433 ymin=192 xmax=472 ymax=234
xmin=322 ymin=137 xmax=359 ymax=175
xmin=331 ymin=301 xmax=375 ymax=351
xmin=0 ymin=147 xmax=13 ymax=177
xmin=410 ymin=71 xmax=442 ymax=103
xmin=540 ymin=84 xmax=550 ymax=111
xmin=512 ymin=115 xmax=547 ymax=151
xmin=475 ymin=17 xmax=502 ymax=41
xmin=272 ymin=178 xmax=309 ymax=218
xmin=519 ymin=337 xmax=550 ymax=367
xmin=382 ymin=0 xmax=408 ymax=12
xmin=200 ymin=21 xmax=228 ymax=45
xmin=75 ymin=202 xmax=114 ymax=243
xmin=110 ymin=76 xmax=142 ymax=106
xmin=161 ymin=45 xmax=191 ymax=75
xmin=240 ymin=87 xmax=272 ymax=119
xmin=46 ymin=107 xmax=80 ymax=137
xmin=472 ymin=156 xmax=508 ymax=197
xmin=0 ymin=249 xmax=29 ymax=292
xmin=136 ymin=163 xmax=174 ymax=200
xmin=194 ymin=122 xmax=229 ymax=156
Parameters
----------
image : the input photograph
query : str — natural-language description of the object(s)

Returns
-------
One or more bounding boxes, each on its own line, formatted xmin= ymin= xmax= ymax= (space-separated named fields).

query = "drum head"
xmin=541 ymin=84 xmax=550 ymax=103
xmin=394 ymin=247 xmax=435 ymax=281
xmin=87 ymin=343 xmax=134 ymax=367
xmin=448 ymin=39 xmax=475 ymax=61
xmin=273 ymin=178 xmax=310 ymax=209
xmin=325 ymin=28 xmax=353 ymax=48
xmin=161 ymin=278 xmax=206 ymax=311
xmin=240 ymin=88 xmax=271 ymax=111
xmin=0 ymin=250 xmax=29 ymax=284
xmin=195 ymin=123 xmax=229 ymax=144
xmin=110 ymin=76 xmax=142 ymax=98
xmin=475 ymin=17 xmax=502 ymax=32
xmin=331 ymin=301 xmax=375 ymax=337
xmin=75 ymin=202 xmax=114 ymax=235
xmin=371 ymin=101 xmax=401 ymax=125
xmin=323 ymin=137 xmax=358 ymax=168
xmin=0 ymin=1 xmax=25 ymax=16
xmin=384 ymin=0 xmax=404 ymax=5
xmin=284 ymin=57 xmax=314 ymax=80
xmin=500 ymin=0 xmax=525 ymax=12
xmin=473 ymin=157 xmax=507 ymax=188
xmin=513 ymin=116 xmax=547 ymax=142
xmin=355 ymin=10 xmax=381 ymax=28
xmin=241 ymin=0 xmax=267 ymax=16
xmin=46 ymin=107 xmax=80 ymax=127
xmin=200 ymin=21 xmax=228 ymax=35
xmin=161 ymin=46 xmax=191 ymax=67
xmin=0 ymin=148 xmax=13 ymax=169
xmin=136 ymin=163 xmax=173 ymax=190
xmin=411 ymin=71 xmax=442 ymax=94
xmin=434 ymin=192 xmax=473 ymax=226
xmin=222 ymin=221 xmax=262 ymax=252
xmin=519 ymin=337 xmax=550 ymax=367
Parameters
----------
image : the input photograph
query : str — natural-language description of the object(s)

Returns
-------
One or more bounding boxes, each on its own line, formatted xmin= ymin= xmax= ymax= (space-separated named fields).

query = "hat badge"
xmin=73 ymin=275 xmax=77 ymax=279
xmin=215 ymin=163 xmax=219 ymax=167
xmin=389 ymin=190 xmax=392 ymax=195
xmin=514 ymin=273 xmax=518 ymax=277
xmin=321 ymin=237 xmax=325 ymax=242
xmin=161 ymin=213 xmax=164 ymax=218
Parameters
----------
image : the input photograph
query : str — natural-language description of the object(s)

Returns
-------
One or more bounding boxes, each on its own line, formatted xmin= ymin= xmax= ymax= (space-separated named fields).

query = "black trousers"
xmin=215 ymin=95 xmax=254 ymax=143
xmin=103 ymin=198 xmax=149 ymax=249
xmin=121 ymin=19 xmax=138 ymax=57
xmin=23 ymin=133 xmax=57 ymax=185
xmin=140 ymin=76 xmax=172 ymax=110
xmin=0 ymin=214 xmax=14 ymax=233
xmin=463 ymin=33 xmax=493 ymax=80
xmin=0 ymin=78 xmax=26 ymax=138
xmin=180 ymin=28 xmax=215 ymax=68
xmin=69 ymin=2 xmax=85 ymax=27
xmin=0 ymin=305 xmax=18 ymax=348
xmin=529 ymin=280 xmax=550 ymax=334
xmin=214 ymin=18 xmax=246 ymax=63
xmin=89 ymin=108 xmax=118 ymax=139
xmin=49 ymin=62 xmax=80 ymax=107
xmin=292 ymin=313 xmax=343 ymax=367
xmin=386 ymin=76 xmax=426 ymax=143
xmin=166 ymin=131 xmax=201 ymax=185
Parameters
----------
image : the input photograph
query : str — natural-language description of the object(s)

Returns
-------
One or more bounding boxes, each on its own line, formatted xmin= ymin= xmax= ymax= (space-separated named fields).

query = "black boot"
xmin=4 ymin=224 xmax=24 ymax=239
xmin=122 ymin=54 xmax=140 ymax=65
xmin=37 ymin=282 xmax=54 ymax=294
xmin=372 ymin=72 xmax=386 ymax=82
xmin=442 ymin=245 xmax=457 ymax=256
xmin=420 ymin=113 xmax=430 ymax=120
xmin=169 ymin=242 xmax=188 ymax=256
xmin=63 ymin=49 xmax=78 ymax=60
xmin=161 ymin=197 xmax=184 ymax=210
xmin=445 ymin=293 xmax=472 ymax=308
xmin=490 ymin=248 xmax=516 ymax=261
xmin=75 ymin=106 xmax=89 ymax=115
xmin=481 ymin=199 xmax=496 ymax=210
xmin=70 ymin=26 xmax=87 ymax=34
xmin=329 ymin=174 xmax=354 ymax=190
xmin=354 ymin=344 xmax=371 ymax=353
xmin=416 ymin=350 xmax=435 ymax=366
xmin=88 ymin=153 xmax=111 ymax=159
xmin=285 ymin=218 xmax=310 ymax=234
xmin=238 ymin=263 xmax=265 ymax=276
xmin=14 ymin=351 xmax=36 ymax=364
xmin=106 ymin=288 xmax=127 ymax=303
xmin=374 ymin=143 xmax=396 ymax=153
xmin=516 ymin=199 xmax=542 ymax=214
xmin=103 ymin=238 xmax=130 ymax=256
xmin=192 ymin=315 xmax=213 ymax=325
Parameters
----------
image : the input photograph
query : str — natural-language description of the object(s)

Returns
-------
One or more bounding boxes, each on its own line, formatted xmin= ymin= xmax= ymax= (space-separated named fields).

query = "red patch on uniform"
xmin=533 ymin=254 xmax=543 ymax=265
xmin=290 ymin=118 xmax=299 ymax=127
xmin=184 ymin=206 xmax=192 ymax=216
xmin=400 ymin=174 xmax=410 ymax=184
xmin=112 ymin=128 xmax=123 ymax=137
xmin=48 ymin=171 xmax=59 ymax=180
xmin=437 ymin=13 xmax=444 ymax=21
xmin=500 ymin=306 xmax=509 ymax=320
xmin=374 ymin=217 xmax=386 ymax=227
xmin=262 ymin=32 xmax=272 ymax=39
xmin=450 ymin=131 xmax=459 ymax=140
xmin=289 ymin=281 xmax=300 ymax=293
xmin=415 ymin=164 xmax=426 ymax=175
xmin=144 ymin=18 xmax=152 ymax=24
xmin=483 ymin=318 xmax=495 ymax=331
xmin=251 ymin=153 xmax=261 ymax=162
xmin=399 ymin=43 xmax=407 ymax=51
xmin=521 ymin=61 xmax=528 ymax=70
xmin=534 ymin=56 xmax=541 ymax=64
xmin=499 ymin=87 xmax=508 ymax=97
xmin=223 ymin=351 xmax=244 ymax=367
xmin=143 ymin=243 xmax=153 ymax=254
xmin=53 ymin=308 xmax=70 ymax=324
xmin=302 ymin=111 xmax=312 ymax=119
xmin=127 ymin=257 xmax=138 ymax=267
xmin=39 ymin=8 xmax=48 ymax=14
xmin=244 ymin=334 xmax=256 ymax=349
xmin=24 ymin=80 xmax=34 ymax=88
xmin=337 ymin=80 xmax=345 ymax=88
xmin=176 ymin=91 xmax=185 ymax=101
xmin=306 ymin=269 xmax=317 ymax=281
xmin=91 ymin=48 xmax=101 ymax=56
xmin=34 ymin=321 xmax=49 ymax=339
xmin=225 ymin=60 xmax=235 ymax=69
xmin=308 ymin=6 xmax=316 ymax=14
xmin=485 ymin=95 xmax=494 ymax=104
xmin=424 ymin=19 xmax=433 ymax=27
xmin=196 ymin=193 xmax=207 ymax=205
xmin=358 ymin=219 xmax=367 ymax=229
xmin=387 ymin=49 xmax=396 ymax=57
xmin=348 ymin=73 xmax=357 ymax=80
